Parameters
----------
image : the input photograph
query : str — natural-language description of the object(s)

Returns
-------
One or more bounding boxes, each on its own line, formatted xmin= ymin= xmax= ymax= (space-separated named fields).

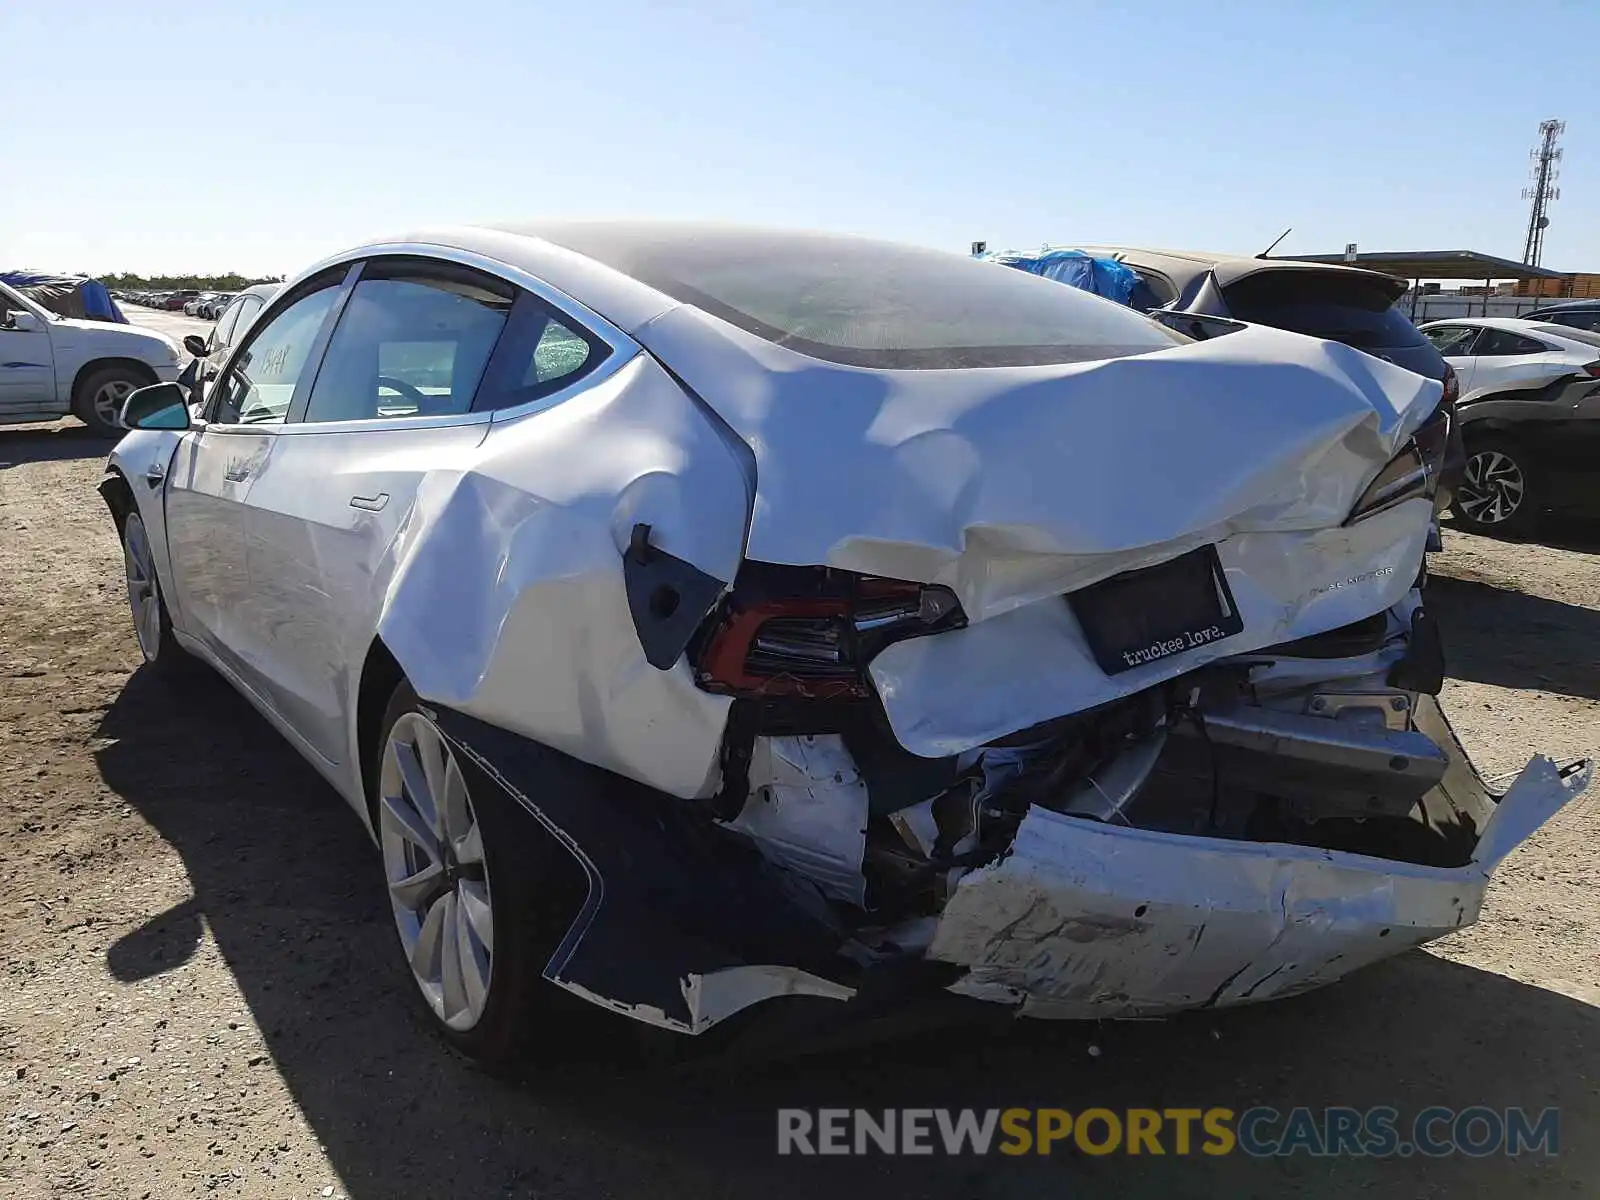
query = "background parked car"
xmin=1050 ymin=246 xmax=1464 ymax=516
xmin=1419 ymin=316 xmax=1600 ymax=535
xmin=176 ymin=283 xmax=280 ymax=402
xmin=0 ymin=278 xmax=181 ymax=435
xmin=198 ymin=292 xmax=237 ymax=319
xmin=163 ymin=290 xmax=199 ymax=311
xmin=1523 ymin=299 xmax=1600 ymax=333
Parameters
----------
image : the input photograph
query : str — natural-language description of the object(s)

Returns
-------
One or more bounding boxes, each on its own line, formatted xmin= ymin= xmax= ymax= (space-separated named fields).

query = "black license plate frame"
xmin=1067 ymin=545 xmax=1244 ymax=676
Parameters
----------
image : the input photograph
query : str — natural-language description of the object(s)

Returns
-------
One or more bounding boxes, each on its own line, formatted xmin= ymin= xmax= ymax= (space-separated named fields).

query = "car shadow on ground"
xmin=1428 ymin=573 xmax=1600 ymax=703
xmin=0 ymin=421 xmax=108 ymax=468
xmin=1440 ymin=515 xmax=1600 ymax=556
xmin=95 ymin=667 xmax=1598 ymax=1200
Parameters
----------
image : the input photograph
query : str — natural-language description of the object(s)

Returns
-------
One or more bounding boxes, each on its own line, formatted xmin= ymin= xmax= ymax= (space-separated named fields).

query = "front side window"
xmin=212 ymin=298 xmax=245 ymax=350
xmin=233 ymin=297 xmax=264 ymax=339
xmin=1424 ymin=325 xmax=1479 ymax=356
xmin=208 ymin=278 xmax=342 ymax=425
xmin=299 ymin=260 xmax=513 ymax=423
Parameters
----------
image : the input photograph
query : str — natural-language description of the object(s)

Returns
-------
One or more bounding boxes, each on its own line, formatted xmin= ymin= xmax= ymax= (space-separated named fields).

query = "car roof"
xmin=1526 ymin=299 xmax=1600 ymax=313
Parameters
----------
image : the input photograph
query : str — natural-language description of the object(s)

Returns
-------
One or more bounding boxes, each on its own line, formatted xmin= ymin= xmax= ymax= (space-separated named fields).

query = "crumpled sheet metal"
xmin=634 ymin=305 xmax=1440 ymax=625
xmin=726 ymin=735 xmax=870 ymax=905
xmin=375 ymin=352 xmax=751 ymax=799
xmin=927 ymin=754 xmax=1593 ymax=1018
xmin=871 ymin=500 xmax=1430 ymax=756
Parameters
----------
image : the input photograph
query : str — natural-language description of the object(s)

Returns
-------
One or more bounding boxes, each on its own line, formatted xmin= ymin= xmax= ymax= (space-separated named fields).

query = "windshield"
xmin=525 ymin=222 xmax=1188 ymax=369
xmin=0 ymin=281 xmax=50 ymax=321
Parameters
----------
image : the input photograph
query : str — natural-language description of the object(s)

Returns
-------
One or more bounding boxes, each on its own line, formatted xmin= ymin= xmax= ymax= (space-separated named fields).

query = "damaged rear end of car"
xmin=407 ymin=229 xmax=1591 ymax=1044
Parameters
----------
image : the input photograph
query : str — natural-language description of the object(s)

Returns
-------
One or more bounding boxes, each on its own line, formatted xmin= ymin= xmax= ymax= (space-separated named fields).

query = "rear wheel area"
xmin=75 ymin=364 xmax=151 ymax=437
xmin=1451 ymin=435 xmax=1542 ymax=537
xmin=373 ymin=681 xmax=616 ymax=1070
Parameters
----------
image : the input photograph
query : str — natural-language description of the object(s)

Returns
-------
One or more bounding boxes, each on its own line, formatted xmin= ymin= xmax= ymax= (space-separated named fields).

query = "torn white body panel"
xmin=376 ymin=352 xmax=751 ymax=799
xmin=929 ymin=754 xmax=1592 ymax=1018
xmin=634 ymin=305 xmax=1439 ymax=627
xmin=725 ymin=735 xmax=870 ymax=905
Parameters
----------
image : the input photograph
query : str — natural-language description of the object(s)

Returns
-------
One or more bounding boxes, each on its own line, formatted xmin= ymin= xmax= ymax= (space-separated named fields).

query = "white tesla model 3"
xmin=101 ymin=223 xmax=1589 ymax=1067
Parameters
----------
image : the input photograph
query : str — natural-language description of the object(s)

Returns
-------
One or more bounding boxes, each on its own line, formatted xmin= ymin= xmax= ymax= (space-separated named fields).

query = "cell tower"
xmin=1521 ymin=119 xmax=1564 ymax=267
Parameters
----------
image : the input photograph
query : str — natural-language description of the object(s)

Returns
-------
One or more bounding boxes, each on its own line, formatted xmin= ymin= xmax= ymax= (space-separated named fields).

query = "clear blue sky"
xmin=3 ymin=0 xmax=1597 ymax=278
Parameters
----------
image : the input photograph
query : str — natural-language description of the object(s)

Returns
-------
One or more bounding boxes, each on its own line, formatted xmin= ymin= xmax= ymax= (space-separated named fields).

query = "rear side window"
xmin=530 ymin=223 xmax=1187 ymax=369
xmin=473 ymin=291 xmax=609 ymax=410
xmin=301 ymin=260 xmax=513 ymax=423
xmin=1223 ymin=271 xmax=1425 ymax=349
xmin=1475 ymin=329 xmax=1550 ymax=357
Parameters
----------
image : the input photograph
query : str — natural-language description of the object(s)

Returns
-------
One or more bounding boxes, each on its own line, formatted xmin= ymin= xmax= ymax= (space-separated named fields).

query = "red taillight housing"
xmin=695 ymin=570 xmax=965 ymax=699
xmin=1583 ymin=361 xmax=1600 ymax=379
xmin=1441 ymin=362 xmax=1459 ymax=405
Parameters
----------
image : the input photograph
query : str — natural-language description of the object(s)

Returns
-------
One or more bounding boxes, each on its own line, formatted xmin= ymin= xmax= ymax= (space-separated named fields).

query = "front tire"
xmin=76 ymin=365 xmax=151 ymax=437
xmin=373 ymin=682 xmax=605 ymax=1070
xmin=121 ymin=510 xmax=194 ymax=678
xmin=1450 ymin=435 xmax=1542 ymax=537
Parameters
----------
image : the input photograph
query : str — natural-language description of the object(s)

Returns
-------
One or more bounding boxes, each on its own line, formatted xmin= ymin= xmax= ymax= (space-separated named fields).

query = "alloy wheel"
xmin=1456 ymin=450 xmax=1526 ymax=526
xmin=122 ymin=516 xmax=163 ymax=662
xmin=378 ymin=712 xmax=495 ymax=1031
xmin=93 ymin=379 xmax=136 ymax=427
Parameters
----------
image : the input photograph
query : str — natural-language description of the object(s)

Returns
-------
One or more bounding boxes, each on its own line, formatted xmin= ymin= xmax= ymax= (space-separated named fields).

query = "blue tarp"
xmin=0 ymin=271 xmax=128 ymax=323
xmin=985 ymin=249 xmax=1142 ymax=307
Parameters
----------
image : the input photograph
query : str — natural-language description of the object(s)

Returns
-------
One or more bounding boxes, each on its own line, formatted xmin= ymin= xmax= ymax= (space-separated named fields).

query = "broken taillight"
xmin=696 ymin=571 xmax=965 ymax=698
xmin=1441 ymin=362 xmax=1459 ymax=405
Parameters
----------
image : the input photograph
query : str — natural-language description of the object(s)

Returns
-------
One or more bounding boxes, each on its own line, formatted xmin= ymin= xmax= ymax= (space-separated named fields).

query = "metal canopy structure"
xmin=1275 ymin=250 xmax=1570 ymax=318
xmin=1277 ymin=250 xmax=1567 ymax=281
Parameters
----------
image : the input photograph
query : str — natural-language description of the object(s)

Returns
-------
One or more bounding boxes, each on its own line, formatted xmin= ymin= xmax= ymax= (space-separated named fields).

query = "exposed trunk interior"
xmin=693 ymin=563 xmax=1493 ymax=941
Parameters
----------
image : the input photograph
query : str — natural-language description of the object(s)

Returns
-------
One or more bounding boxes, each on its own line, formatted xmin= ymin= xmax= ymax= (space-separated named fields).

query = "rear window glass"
xmin=526 ymin=223 xmax=1186 ymax=369
xmin=1533 ymin=322 xmax=1600 ymax=348
xmin=1224 ymin=271 xmax=1425 ymax=349
xmin=1531 ymin=308 xmax=1600 ymax=332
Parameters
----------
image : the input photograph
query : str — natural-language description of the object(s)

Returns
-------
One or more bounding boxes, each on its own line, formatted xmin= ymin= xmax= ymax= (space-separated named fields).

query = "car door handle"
xmin=349 ymin=492 xmax=389 ymax=512
xmin=144 ymin=463 xmax=166 ymax=488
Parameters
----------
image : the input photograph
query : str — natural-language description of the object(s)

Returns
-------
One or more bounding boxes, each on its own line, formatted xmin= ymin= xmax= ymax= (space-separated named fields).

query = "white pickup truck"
xmin=0 ymin=279 xmax=182 ymax=436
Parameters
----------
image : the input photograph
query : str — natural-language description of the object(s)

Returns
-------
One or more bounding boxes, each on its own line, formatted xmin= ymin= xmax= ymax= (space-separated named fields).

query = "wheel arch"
xmin=355 ymin=636 xmax=406 ymax=828
xmin=70 ymin=357 xmax=158 ymax=414
xmin=97 ymin=467 xmax=136 ymax=535
xmin=1459 ymin=416 xmax=1531 ymax=447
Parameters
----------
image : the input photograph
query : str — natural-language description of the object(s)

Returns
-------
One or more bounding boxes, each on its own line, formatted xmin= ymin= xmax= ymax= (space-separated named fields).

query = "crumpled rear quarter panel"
xmin=375 ymin=352 xmax=751 ymax=799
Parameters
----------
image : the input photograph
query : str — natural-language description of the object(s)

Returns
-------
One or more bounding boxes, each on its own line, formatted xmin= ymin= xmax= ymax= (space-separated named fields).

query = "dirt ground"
xmin=1 ymin=415 xmax=1597 ymax=1200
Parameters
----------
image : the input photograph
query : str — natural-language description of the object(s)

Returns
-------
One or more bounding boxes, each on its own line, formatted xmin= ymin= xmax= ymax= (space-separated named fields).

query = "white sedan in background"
xmin=1419 ymin=317 xmax=1600 ymax=534
xmin=98 ymin=225 xmax=1588 ymax=1068
xmin=1419 ymin=316 xmax=1600 ymax=404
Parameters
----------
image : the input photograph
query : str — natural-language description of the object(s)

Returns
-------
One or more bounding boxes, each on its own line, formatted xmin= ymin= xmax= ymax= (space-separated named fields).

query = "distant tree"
xmin=97 ymin=272 xmax=280 ymax=291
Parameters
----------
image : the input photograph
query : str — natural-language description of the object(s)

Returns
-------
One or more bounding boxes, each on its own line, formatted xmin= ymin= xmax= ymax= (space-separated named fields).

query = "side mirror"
xmin=2 ymin=311 xmax=40 ymax=333
xmin=182 ymin=333 xmax=209 ymax=357
xmin=120 ymin=382 xmax=193 ymax=432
